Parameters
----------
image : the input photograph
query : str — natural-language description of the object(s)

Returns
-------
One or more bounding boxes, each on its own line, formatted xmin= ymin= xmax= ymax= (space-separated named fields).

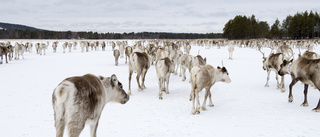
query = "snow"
xmin=0 ymin=40 xmax=319 ymax=137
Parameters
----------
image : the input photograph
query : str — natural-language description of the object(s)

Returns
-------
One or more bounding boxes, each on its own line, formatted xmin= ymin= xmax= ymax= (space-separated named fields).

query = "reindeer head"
xmin=99 ymin=74 xmax=129 ymax=104
xmin=217 ymin=66 xmax=231 ymax=83
xmin=278 ymin=59 xmax=293 ymax=76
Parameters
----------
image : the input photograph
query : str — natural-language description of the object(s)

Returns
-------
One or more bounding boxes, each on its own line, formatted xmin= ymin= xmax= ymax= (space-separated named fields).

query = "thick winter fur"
xmin=262 ymin=53 xmax=288 ymax=92
xmin=280 ymin=57 xmax=320 ymax=112
xmin=52 ymin=74 xmax=129 ymax=137
xmin=190 ymin=65 xmax=231 ymax=115
xmin=155 ymin=57 xmax=174 ymax=99
xmin=128 ymin=52 xmax=150 ymax=95
xmin=301 ymin=51 xmax=319 ymax=59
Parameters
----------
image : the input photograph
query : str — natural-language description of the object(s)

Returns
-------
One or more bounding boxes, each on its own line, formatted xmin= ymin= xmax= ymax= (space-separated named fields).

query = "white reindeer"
xmin=190 ymin=65 xmax=231 ymax=115
xmin=155 ymin=57 xmax=174 ymax=99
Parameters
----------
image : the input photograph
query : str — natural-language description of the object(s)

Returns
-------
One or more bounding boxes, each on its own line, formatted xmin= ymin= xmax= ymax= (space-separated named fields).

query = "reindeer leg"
xmin=208 ymin=90 xmax=214 ymax=107
xmin=281 ymin=75 xmax=286 ymax=92
xmin=276 ymin=73 xmax=280 ymax=89
xmin=141 ymin=69 xmax=147 ymax=89
xmin=158 ymin=78 xmax=163 ymax=100
xmin=136 ymin=73 xmax=142 ymax=91
xmin=196 ymin=90 xmax=201 ymax=114
xmin=201 ymin=88 xmax=209 ymax=110
xmin=128 ymin=71 xmax=132 ymax=95
xmin=68 ymin=119 xmax=85 ymax=137
xmin=165 ymin=75 xmax=170 ymax=94
xmin=312 ymin=98 xmax=320 ymax=112
xmin=182 ymin=67 xmax=186 ymax=81
xmin=265 ymin=70 xmax=270 ymax=87
xmin=301 ymin=84 xmax=309 ymax=107
xmin=288 ymin=79 xmax=298 ymax=103
xmin=191 ymin=89 xmax=196 ymax=115
xmin=90 ymin=118 xmax=100 ymax=137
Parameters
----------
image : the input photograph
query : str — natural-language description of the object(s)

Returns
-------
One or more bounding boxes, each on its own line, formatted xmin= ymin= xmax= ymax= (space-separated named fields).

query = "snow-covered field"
xmin=0 ymin=40 xmax=319 ymax=137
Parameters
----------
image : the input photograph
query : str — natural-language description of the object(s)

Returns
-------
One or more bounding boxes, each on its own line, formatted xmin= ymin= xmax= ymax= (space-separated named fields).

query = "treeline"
xmin=0 ymin=29 xmax=223 ymax=39
xmin=223 ymin=11 xmax=320 ymax=39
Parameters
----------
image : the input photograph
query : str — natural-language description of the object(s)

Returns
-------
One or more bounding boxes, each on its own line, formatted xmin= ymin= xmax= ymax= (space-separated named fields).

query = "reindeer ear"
xmin=222 ymin=67 xmax=227 ymax=72
xmin=99 ymin=76 xmax=104 ymax=80
xmin=217 ymin=66 xmax=221 ymax=69
xmin=110 ymin=74 xmax=118 ymax=87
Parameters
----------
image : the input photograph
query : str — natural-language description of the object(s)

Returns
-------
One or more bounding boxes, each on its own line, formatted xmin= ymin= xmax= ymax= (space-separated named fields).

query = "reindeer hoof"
xmin=159 ymin=96 xmax=163 ymax=100
xmin=209 ymin=104 xmax=214 ymax=107
xmin=312 ymin=108 xmax=320 ymax=112
xmin=288 ymin=97 xmax=293 ymax=103
xmin=196 ymin=111 xmax=200 ymax=114
xmin=191 ymin=110 xmax=196 ymax=115
xmin=301 ymin=103 xmax=309 ymax=107
xmin=201 ymin=107 xmax=207 ymax=110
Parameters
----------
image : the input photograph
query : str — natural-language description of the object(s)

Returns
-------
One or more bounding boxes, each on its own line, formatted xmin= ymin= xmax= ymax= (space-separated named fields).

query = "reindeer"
xmin=39 ymin=42 xmax=49 ymax=55
xmin=52 ymin=74 xmax=129 ymax=137
xmin=190 ymin=64 xmax=231 ymax=115
xmin=62 ymin=42 xmax=68 ymax=53
xmin=299 ymin=51 xmax=319 ymax=59
xmin=52 ymin=41 xmax=59 ymax=53
xmin=180 ymin=54 xmax=192 ymax=81
xmin=0 ymin=45 xmax=8 ymax=64
xmin=101 ymin=41 xmax=106 ymax=51
xmin=278 ymin=57 xmax=320 ymax=112
xmin=155 ymin=57 xmax=174 ymax=99
xmin=128 ymin=52 xmax=150 ymax=95
xmin=25 ymin=42 xmax=33 ymax=53
xmin=125 ymin=46 xmax=133 ymax=64
xmin=228 ymin=44 xmax=234 ymax=60
xmin=73 ymin=41 xmax=77 ymax=50
xmin=259 ymin=49 xmax=292 ymax=92
xmin=277 ymin=45 xmax=294 ymax=60
xmin=68 ymin=42 xmax=73 ymax=52
xmin=14 ymin=42 xmax=26 ymax=59
xmin=113 ymin=49 xmax=120 ymax=66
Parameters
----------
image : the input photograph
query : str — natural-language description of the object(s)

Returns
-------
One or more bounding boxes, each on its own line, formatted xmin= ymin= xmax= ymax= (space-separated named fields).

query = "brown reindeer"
xmin=0 ymin=45 xmax=8 ymax=64
xmin=128 ymin=52 xmax=150 ymax=95
xmin=279 ymin=56 xmax=320 ymax=112
xmin=52 ymin=74 xmax=129 ymax=137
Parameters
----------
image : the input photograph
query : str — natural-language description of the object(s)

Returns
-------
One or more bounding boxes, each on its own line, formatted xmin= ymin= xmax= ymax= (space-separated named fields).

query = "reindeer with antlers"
xmin=259 ymin=48 xmax=293 ymax=92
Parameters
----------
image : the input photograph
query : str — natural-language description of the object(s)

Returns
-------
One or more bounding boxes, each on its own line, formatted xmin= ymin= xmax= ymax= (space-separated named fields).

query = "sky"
xmin=1 ymin=0 xmax=320 ymax=33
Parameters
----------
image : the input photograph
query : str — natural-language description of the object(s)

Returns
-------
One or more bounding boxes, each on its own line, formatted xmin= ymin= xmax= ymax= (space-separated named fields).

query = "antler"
xmin=258 ymin=48 xmax=266 ymax=58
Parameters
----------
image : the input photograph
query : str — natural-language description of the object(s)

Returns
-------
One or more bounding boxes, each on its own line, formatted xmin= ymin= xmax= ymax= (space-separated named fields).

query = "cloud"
xmin=1 ymin=0 xmax=320 ymax=33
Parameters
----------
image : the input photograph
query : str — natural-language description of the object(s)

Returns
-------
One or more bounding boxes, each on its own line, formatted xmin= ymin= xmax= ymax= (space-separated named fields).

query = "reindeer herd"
xmin=1 ymin=39 xmax=320 ymax=137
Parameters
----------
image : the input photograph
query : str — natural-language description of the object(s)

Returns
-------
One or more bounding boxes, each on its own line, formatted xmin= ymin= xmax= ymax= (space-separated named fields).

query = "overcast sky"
xmin=1 ymin=0 xmax=319 ymax=33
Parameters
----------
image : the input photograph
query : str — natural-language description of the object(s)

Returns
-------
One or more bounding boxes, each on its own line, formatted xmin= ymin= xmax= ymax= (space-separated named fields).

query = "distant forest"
xmin=223 ymin=11 xmax=320 ymax=39
xmin=1 ymin=11 xmax=319 ymax=40
xmin=0 ymin=24 xmax=223 ymax=39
